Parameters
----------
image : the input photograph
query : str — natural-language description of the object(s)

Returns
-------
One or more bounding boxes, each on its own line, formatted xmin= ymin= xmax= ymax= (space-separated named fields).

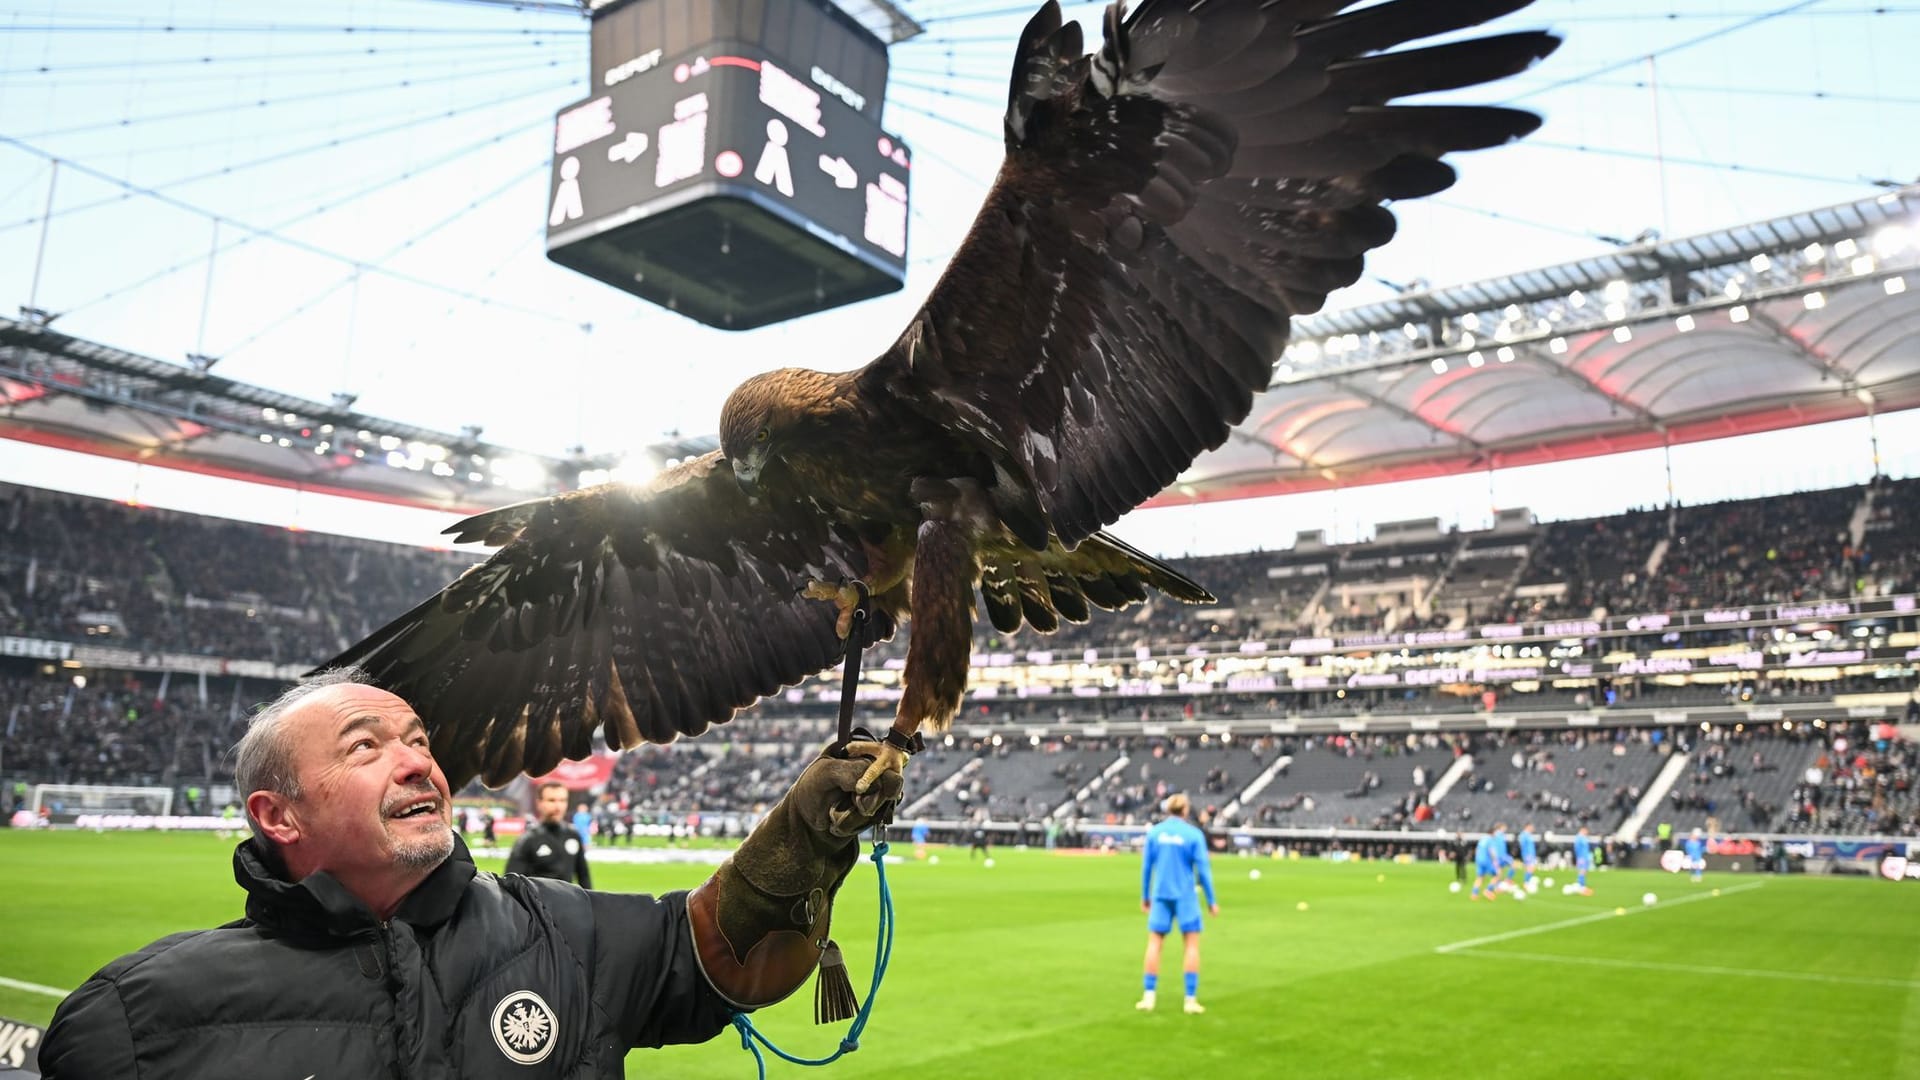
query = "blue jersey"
xmin=911 ymin=822 xmax=930 ymax=844
xmin=1473 ymin=835 xmax=1498 ymax=866
xmin=1519 ymin=832 xmax=1538 ymax=861
xmin=572 ymin=810 xmax=593 ymax=846
xmin=1684 ymin=836 xmax=1706 ymax=860
xmin=1494 ymin=834 xmax=1513 ymax=867
xmin=1573 ymin=835 xmax=1593 ymax=863
xmin=1143 ymin=817 xmax=1215 ymax=905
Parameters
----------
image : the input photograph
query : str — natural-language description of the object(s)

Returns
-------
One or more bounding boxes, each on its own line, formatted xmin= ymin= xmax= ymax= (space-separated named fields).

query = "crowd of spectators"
xmin=1780 ymin=724 xmax=1920 ymax=835
xmin=0 ymin=671 xmax=235 ymax=789
xmin=4 ymin=477 xmax=1918 ymax=842
xmin=1861 ymin=475 xmax=1920 ymax=597
xmin=1645 ymin=486 xmax=1862 ymax=611
xmin=1510 ymin=507 xmax=1669 ymax=620
xmin=6 ymin=654 xmax=1914 ymax=844
xmin=5 ymin=479 xmax=1911 ymax=671
xmin=0 ymin=483 xmax=470 ymax=664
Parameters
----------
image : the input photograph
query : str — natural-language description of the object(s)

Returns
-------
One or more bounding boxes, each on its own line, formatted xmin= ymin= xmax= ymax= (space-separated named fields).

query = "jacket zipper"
xmin=379 ymin=921 xmax=406 ymax=1080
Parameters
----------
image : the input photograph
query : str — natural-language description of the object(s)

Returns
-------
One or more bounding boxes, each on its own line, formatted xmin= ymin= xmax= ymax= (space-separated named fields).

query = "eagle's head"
xmin=720 ymin=367 xmax=846 ymax=496
xmin=718 ymin=371 xmax=789 ymax=497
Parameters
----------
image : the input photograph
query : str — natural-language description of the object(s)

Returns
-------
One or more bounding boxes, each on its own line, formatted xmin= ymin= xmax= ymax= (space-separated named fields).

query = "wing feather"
xmin=979 ymin=530 xmax=1213 ymax=635
xmin=862 ymin=0 xmax=1555 ymax=549
xmin=318 ymin=451 xmax=894 ymax=790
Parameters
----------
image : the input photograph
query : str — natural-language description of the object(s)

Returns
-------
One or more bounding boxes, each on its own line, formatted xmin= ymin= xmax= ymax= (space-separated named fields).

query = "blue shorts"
xmin=1576 ymin=856 xmax=1593 ymax=871
xmin=1476 ymin=859 xmax=1497 ymax=877
xmin=1148 ymin=896 xmax=1203 ymax=935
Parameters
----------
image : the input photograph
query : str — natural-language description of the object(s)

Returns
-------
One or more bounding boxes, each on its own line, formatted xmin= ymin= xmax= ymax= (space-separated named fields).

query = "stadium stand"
xmin=1779 ymin=728 xmax=1920 ymax=835
xmin=1433 ymin=731 xmax=1667 ymax=833
xmin=1509 ymin=507 xmax=1668 ymax=620
xmin=913 ymin=742 xmax=1118 ymax=821
xmin=1663 ymin=731 xmax=1823 ymax=833
xmin=1646 ymin=486 xmax=1863 ymax=610
xmin=3 ymin=477 xmax=1916 ymax=843
xmin=1862 ymin=475 xmax=1920 ymax=595
xmin=0 ymin=675 xmax=186 ymax=788
xmin=1430 ymin=533 xmax=1534 ymax=625
xmin=0 ymin=483 xmax=470 ymax=663
xmin=7 ymin=479 xmax=1917 ymax=669
xmin=1244 ymin=735 xmax=1459 ymax=829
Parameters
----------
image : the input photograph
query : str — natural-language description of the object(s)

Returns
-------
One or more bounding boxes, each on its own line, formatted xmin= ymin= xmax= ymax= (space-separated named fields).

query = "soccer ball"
xmin=1642 ymin=892 xmax=1658 ymax=906
xmin=984 ymin=858 xmax=995 ymax=868
xmin=1562 ymin=883 xmax=1580 ymax=896
xmin=1543 ymin=877 xmax=1555 ymax=889
xmin=1448 ymin=881 xmax=1462 ymax=894
xmin=1524 ymin=879 xmax=1538 ymax=894
xmin=928 ymin=855 xmax=940 ymax=865
xmin=1249 ymin=869 xmax=1262 ymax=881
xmin=1512 ymin=889 xmax=1527 ymax=902
xmin=1296 ymin=901 xmax=1309 ymax=911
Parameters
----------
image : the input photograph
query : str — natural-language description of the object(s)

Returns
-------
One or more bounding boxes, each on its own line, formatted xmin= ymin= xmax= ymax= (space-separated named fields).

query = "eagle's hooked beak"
xmin=732 ymin=455 xmax=762 ymax=497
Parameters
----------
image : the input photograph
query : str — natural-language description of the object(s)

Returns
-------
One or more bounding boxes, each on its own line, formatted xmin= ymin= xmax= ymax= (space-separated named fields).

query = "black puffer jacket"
xmin=40 ymin=835 xmax=733 ymax=1078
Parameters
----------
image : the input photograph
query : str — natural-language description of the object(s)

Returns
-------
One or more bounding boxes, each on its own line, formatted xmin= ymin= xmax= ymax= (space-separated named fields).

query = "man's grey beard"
xmin=390 ymin=823 xmax=454 ymax=871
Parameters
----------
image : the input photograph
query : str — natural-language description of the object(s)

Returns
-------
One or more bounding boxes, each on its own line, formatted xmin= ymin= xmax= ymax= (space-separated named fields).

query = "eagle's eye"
xmin=756 ymin=427 xmax=770 ymax=443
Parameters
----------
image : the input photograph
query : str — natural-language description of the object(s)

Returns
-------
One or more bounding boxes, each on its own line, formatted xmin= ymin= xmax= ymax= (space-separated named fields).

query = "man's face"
xmin=536 ymin=785 xmax=569 ymax=826
xmin=281 ymin=685 xmax=454 ymax=881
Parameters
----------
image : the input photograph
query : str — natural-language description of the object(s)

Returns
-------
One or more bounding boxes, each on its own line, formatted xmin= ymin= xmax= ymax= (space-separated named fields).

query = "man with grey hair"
xmin=40 ymin=671 xmax=903 ymax=1078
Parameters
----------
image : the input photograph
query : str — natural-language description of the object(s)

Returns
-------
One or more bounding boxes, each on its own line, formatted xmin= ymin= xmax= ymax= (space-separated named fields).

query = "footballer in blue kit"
xmin=1573 ymin=825 xmax=1595 ymax=895
xmin=1518 ymin=823 xmax=1540 ymax=891
xmin=1137 ymin=794 xmax=1218 ymax=1015
xmin=1470 ymin=823 xmax=1508 ymax=901
xmin=1684 ymin=827 xmax=1708 ymax=882
xmin=1495 ymin=825 xmax=1516 ymax=890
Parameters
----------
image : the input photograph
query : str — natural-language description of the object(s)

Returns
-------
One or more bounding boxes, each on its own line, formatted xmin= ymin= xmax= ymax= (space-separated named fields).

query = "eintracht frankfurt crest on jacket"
xmin=491 ymin=990 xmax=557 ymax=1065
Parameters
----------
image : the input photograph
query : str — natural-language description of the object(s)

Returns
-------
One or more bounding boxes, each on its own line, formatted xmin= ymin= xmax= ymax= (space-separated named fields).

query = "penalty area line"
xmin=1432 ymin=881 xmax=1767 ymax=954
xmin=0 ymin=973 xmax=72 ymax=999
xmin=1447 ymin=949 xmax=1920 ymax=990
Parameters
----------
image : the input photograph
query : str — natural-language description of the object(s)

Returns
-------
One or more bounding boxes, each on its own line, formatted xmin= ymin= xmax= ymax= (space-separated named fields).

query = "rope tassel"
xmin=814 ymin=940 xmax=860 ymax=1024
xmin=731 ymin=839 xmax=896 ymax=1080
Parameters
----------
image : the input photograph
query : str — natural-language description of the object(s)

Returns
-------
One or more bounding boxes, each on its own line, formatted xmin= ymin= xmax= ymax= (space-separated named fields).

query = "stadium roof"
xmin=0 ymin=316 xmax=590 ymax=512
xmin=1148 ymin=185 xmax=1920 ymax=506
xmin=2 ymin=189 xmax=1917 ymax=513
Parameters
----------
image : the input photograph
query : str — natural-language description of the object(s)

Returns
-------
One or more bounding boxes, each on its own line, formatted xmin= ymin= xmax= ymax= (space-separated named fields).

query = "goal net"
xmin=30 ymin=784 xmax=174 ymax=817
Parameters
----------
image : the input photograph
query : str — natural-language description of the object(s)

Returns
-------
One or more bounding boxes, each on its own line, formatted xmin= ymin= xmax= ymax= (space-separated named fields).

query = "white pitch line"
xmin=0 ymin=974 xmax=71 ymax=999
xmin=1432 ymin=881 xmax=1767 ymax=954
xmin=1451 ymin=949 xmax=1920 ymax=990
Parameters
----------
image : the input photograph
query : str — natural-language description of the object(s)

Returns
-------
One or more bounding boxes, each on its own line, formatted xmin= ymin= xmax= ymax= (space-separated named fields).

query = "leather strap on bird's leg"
xmin=883 ymin=726 xmax=926 ymax=757
xmin=687 ymin=748 xmax=900 ymax=1018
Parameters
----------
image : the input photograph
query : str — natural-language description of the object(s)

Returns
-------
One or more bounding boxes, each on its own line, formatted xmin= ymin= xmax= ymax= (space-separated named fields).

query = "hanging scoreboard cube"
xmin=546 ymin=0 xmax=911 ymax=330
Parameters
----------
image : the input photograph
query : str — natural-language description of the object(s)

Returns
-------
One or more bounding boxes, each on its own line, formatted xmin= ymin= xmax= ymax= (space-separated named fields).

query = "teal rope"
xmin=730 ymin=836 xmax=895 ymax=1079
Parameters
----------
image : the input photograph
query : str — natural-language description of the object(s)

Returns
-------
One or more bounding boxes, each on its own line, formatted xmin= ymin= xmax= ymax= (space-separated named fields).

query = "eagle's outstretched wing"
xmin=862 ymin=0 xmax=1558 ymax=550
xmin=320 ymin=451 xmax=892 ymax=789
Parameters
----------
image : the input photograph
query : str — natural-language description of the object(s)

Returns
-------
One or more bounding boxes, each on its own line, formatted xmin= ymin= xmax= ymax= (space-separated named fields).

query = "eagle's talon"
xmin=801 ymin=577 xmax=865 ymax=640
xmin=850 ymin=739 xmax=911 ymax=796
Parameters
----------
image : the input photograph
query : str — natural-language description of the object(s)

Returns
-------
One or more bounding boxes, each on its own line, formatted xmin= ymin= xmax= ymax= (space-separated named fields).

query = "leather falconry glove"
xmin=688 ymin=739 xmax=904 ymax=1023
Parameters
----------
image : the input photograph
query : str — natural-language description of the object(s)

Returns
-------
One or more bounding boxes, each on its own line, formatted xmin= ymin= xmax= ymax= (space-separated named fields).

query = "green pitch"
xmin=4 ymin=831 xmax=1918 ymax=1079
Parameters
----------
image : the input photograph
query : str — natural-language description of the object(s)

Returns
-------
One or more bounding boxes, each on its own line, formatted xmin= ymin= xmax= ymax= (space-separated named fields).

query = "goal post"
xmin=30 ymin=784 xmax=174 ymax=817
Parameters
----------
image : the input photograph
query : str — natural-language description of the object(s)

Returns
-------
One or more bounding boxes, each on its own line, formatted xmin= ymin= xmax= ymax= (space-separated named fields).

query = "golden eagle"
xmin=324 ymin=0 xmax=1559 ymax=792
